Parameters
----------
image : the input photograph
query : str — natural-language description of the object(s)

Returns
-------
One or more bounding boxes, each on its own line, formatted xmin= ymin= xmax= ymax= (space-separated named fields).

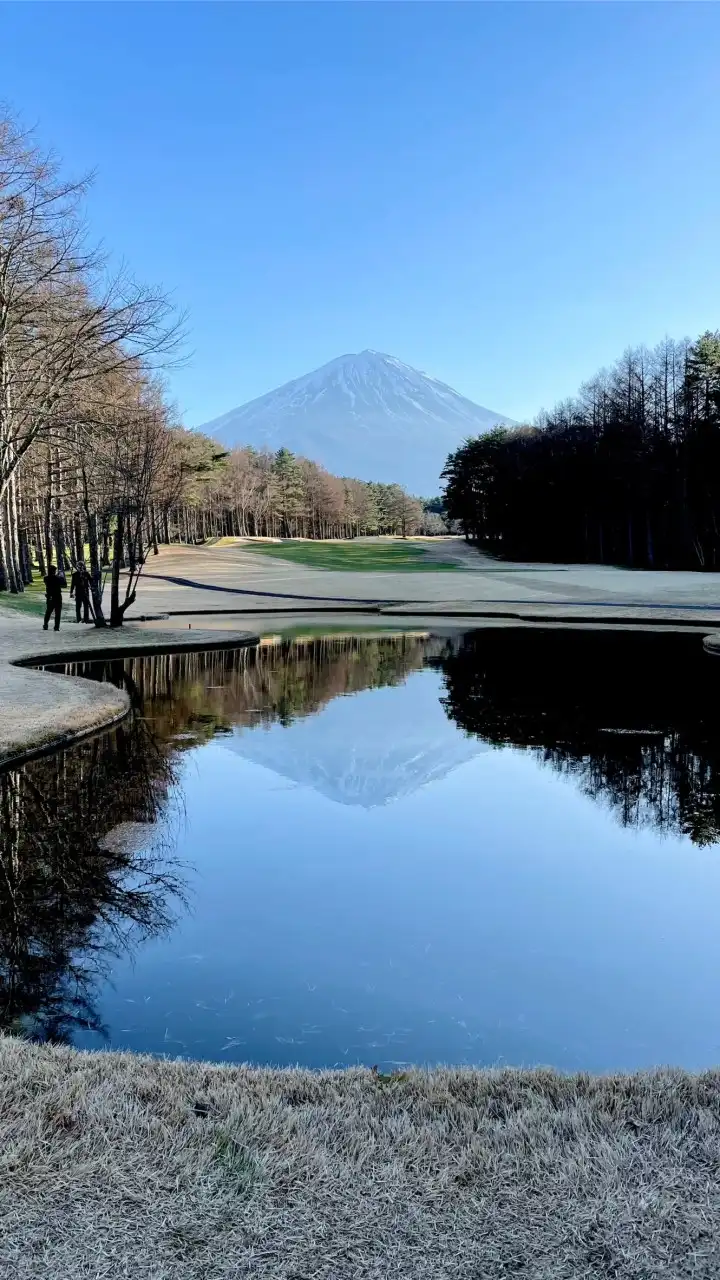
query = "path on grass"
xmin=128 ymin=537 xmax=720 ymax=626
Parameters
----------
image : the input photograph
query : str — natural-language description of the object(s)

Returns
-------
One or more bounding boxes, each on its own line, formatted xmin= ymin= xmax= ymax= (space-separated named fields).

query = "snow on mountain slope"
xmin=198 ymin=350 xmax=514 ymax=496
xmin=219 ymin=673 xmax=490 ymax=809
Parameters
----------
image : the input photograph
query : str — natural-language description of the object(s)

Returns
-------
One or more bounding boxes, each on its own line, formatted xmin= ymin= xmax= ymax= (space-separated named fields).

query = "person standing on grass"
xmin=42 ymin=565 xmax=64 ymax=631
xmin=70 ymin=563 xmax=92 ymax=624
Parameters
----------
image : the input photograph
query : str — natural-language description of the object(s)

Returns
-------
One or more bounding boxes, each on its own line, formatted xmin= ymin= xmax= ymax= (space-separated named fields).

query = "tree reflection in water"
xmin=6 ymin=628 xmax=720 ymax=1049
xmin=0 ymin=646 xmax=199 ymax=1042
xmin=1 ymin=635 xmax=436 ymax=1043
xmin=431 ymin=627 xmax=720 ymax=846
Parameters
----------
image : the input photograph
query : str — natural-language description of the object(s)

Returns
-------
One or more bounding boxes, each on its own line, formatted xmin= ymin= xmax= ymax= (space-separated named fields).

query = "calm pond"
xmin=3 ymin=627 xmax=720 ymax=1073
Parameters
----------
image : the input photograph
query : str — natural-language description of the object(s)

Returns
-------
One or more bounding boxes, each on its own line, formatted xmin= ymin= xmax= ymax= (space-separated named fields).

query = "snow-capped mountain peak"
xmin=198 ymin=350 xmax=514 ymax=495
xmin=221 ymin=672 xmax=490 ymax=809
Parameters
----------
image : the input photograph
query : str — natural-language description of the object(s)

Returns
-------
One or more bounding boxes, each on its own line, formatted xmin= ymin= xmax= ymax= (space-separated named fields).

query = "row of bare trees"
xmin=0 ymin=113 xmax=188 ymax=624
xmin=164 ymin=437 xmax=429 ymax=543
xmin=0 ymin=112 xmax=437 ymax=625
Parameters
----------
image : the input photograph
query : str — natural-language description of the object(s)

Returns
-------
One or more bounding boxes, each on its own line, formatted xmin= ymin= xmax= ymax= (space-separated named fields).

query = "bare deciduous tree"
xmin=0 ymin=110 xmax=426 ymax=620
xmin=0 ymin=112 xmax=183 ymax=604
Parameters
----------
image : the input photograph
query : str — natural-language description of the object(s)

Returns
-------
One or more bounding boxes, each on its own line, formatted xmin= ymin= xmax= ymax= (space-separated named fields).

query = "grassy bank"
xmin=1 ymin=1039 xmax=718 ymax=1278
xmin=260 ymin=624 xmax=431 ymax=641
xmin=243 ymin=539 xmax=461 ymax=571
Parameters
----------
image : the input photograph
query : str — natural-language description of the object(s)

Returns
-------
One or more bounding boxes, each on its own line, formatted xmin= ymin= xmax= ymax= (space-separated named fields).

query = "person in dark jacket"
xmin=70 ymin=563 xmax=92 ymax=623
xmin=42 ymin=565 xmax=64 ymax=631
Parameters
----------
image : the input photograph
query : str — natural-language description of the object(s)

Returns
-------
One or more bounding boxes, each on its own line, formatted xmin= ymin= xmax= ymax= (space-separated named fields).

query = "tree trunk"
xmin=0 ymin=505 xmax=12 ymax=592
xmin=8 ymin=470 xmax=24 ymax=591
xmin=43 ymin=483 xmax=53 ymax=570
xmin=74 ymin=514 xmax=85 ymax=567
xmin=4 ymin=484 xmax=21 ymax=592
xmin=110 ymin=514 xmax=124 ymax=625
xmin=52 ymin=448 xmax=67 ymax=571
xmin=35 ymin=514 xmax=46 ymax=579
xmin=85 ymin=508 xmax=106 ymax=626
xmin=109 ymin=511 xmax=138 ymax=626
xmin=19 ymin=528 xmax=32 ymax=584
xmin=645 ymin=512 xmax=655 ymax=570
xmin=54 ymin=523 xmax=67 ymax=573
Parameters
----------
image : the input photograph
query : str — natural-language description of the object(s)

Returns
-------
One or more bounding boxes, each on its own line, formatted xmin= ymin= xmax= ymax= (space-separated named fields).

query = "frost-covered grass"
xmin=1 ymin=1038 xmax=719 ymax=1278
xmin=244 ymin=539 xmax=461 ymax=571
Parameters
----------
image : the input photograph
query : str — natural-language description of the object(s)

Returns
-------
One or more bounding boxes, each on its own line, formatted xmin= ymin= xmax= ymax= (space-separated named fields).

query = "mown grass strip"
xmin=244 ymin=540 xmax=461 ymax=572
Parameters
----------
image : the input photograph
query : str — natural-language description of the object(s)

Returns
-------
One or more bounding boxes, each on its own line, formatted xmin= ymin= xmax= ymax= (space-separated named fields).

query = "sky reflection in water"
xmin=3 ymin=629 xmax=720 ymax=1073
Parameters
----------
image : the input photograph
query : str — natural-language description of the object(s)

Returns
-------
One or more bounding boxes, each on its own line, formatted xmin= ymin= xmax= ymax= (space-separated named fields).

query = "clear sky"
xmin=2 ymin=2 xmax=719 ymax=426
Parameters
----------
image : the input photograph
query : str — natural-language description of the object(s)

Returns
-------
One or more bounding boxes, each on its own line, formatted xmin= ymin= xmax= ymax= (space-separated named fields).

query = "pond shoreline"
xmin=3 ymin=618 xmax=720 ymax=1273
xmin=1 ymin=1036 xmax=718 ymax=1278
xmin=2 ymin=599 xmax=719 ymax=767
xmin=4 ymin=547 xmax=720 ymax=773
xmin=0 ymin=608 xmax=259 ymax=769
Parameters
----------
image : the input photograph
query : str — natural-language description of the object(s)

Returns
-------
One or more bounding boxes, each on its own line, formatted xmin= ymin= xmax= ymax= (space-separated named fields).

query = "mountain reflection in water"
xmin=0 ymin=635 xmax=451 ymax=1041
xmin=1 ymin=628 xmax=719 ymax=1066
xmin=43 ymin=628 xmax=720 ymax=833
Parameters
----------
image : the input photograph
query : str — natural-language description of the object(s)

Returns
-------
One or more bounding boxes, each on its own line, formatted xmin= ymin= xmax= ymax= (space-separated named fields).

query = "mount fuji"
xmin=219 ymin=673 xmax=490 ymax=809
xmin=198 ymin=350 xmax=514 ymax=496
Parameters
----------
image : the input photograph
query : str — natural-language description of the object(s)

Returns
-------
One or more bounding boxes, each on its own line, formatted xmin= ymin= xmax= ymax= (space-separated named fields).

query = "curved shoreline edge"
xmin=0 ymin=610 xmax=259 ymax=770
xmin=0 ymin=1036 xmax=718 ymax=1276
xmin=3 ymin=603 xmax=720 ymax=767
xmin=2 ymin=609 xmax=720 ymax=1273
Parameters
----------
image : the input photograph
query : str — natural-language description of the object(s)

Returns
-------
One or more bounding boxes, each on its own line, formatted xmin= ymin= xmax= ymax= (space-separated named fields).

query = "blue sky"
xmin=3 ymin=2 xmax=719 ymax=425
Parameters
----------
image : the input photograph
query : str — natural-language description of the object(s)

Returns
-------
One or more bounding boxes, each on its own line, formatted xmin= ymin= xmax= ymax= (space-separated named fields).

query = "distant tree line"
xmin=163 ymin=438 xmax=433 ymax=543
xmin=442 ymin=332 xmax=720 ymax=569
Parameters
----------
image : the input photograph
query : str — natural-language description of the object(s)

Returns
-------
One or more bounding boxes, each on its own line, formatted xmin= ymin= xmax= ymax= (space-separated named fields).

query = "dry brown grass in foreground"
xmin=1 ymin=1038 xmax=719 ymax=1278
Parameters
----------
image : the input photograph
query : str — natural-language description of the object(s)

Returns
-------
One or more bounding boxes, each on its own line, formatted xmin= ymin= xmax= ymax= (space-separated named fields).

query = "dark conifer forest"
xmin=442 ymin=333 xmax=720 ymax=569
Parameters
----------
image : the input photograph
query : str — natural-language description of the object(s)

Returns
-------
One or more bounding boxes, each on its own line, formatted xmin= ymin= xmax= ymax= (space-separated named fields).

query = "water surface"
xmin=3 ymin=629 xmax=720 ymax=1072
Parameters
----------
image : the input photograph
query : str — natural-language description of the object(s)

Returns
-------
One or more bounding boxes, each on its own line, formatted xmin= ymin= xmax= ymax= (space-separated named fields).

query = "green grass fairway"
xmin=245 ymin=540 xmax=461 ymax=572
xmin=0 ymin=579 xmax=46 ymax=616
